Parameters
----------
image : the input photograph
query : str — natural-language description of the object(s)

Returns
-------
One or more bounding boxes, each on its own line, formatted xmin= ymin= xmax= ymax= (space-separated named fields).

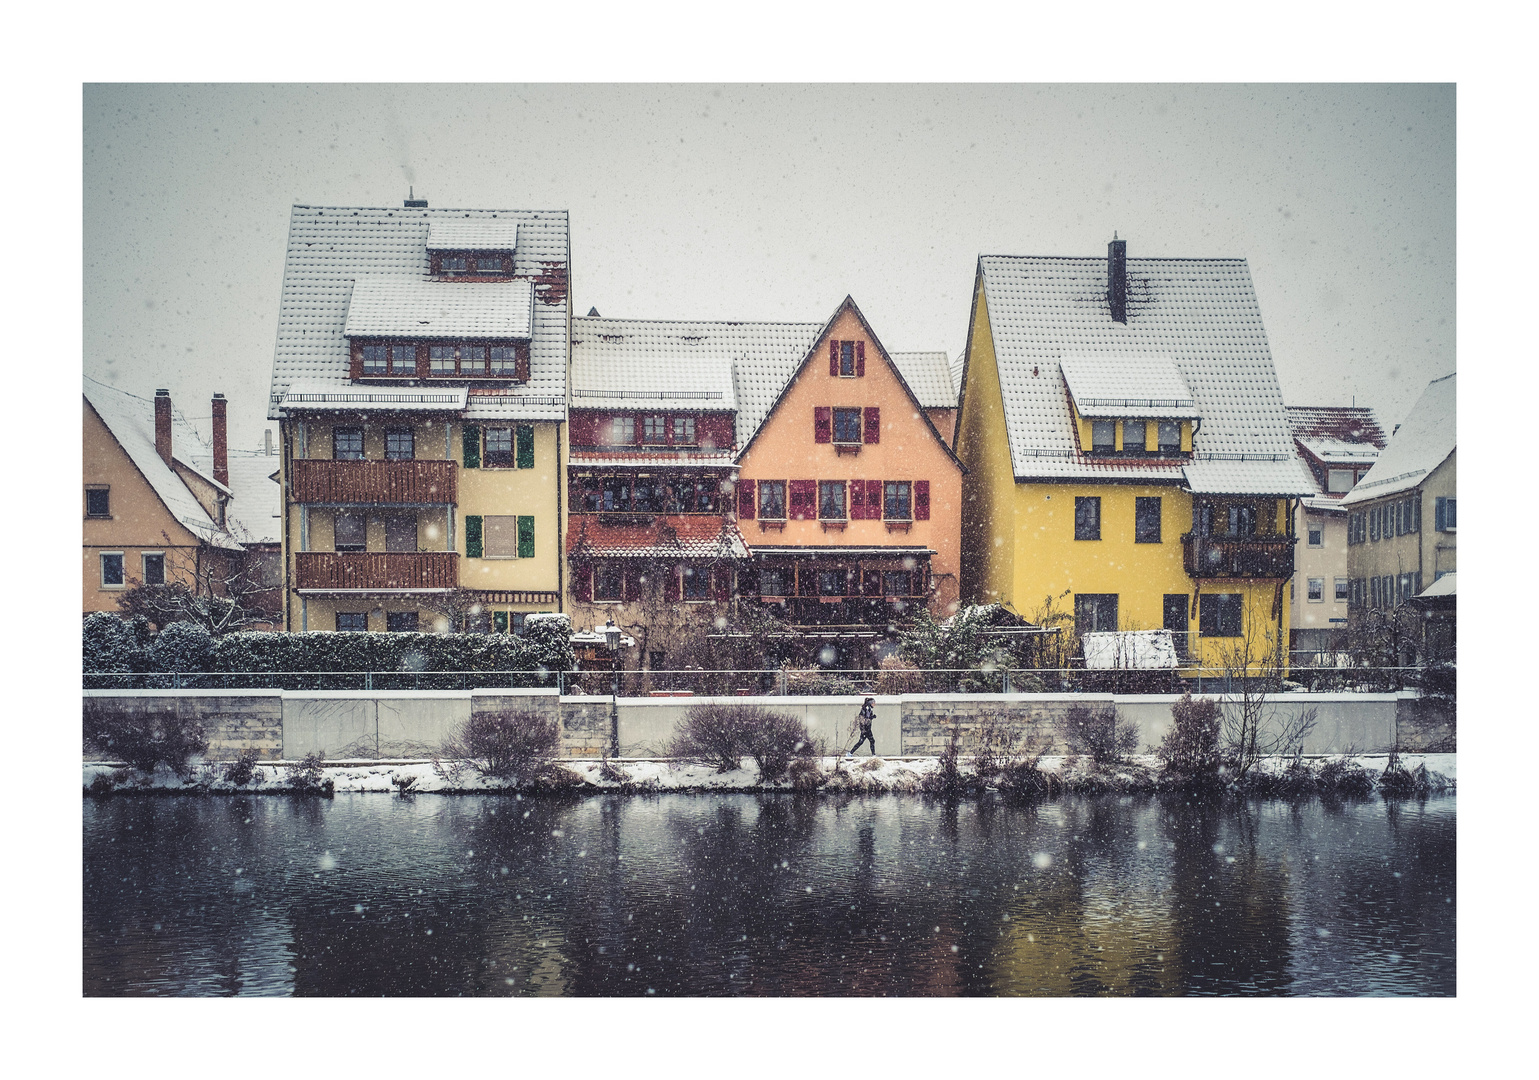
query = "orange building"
xmin=734 ymin=297 xmax=965 ymax=662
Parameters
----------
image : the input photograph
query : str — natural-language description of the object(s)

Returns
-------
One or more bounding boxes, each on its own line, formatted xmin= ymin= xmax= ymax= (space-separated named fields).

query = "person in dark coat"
xmin=849 ymin=697 xmax=877 ymax=756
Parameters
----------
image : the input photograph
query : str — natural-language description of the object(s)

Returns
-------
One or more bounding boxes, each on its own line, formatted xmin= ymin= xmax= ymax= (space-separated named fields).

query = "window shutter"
xmin=516 ymin=515 xmax=535 ymax=559
xmin=849 ymin=479 xmax=865 ymax=520
xmin=515 ymin=342 xmax=531 ymax=383
xmin=493 ymin=611 xmax=509 ymax=634
xmin=1434 ymin=497 xmax=1446 ymax=531
xmin=737 ymin=479 xmax=756 ymax=519
xmin=869 ymin=479 xmax=884 ymax=518
xmin=516 ymin=425 xmax=535 ymax=469
xmin=915 ymin=480 xmax=930 ymax=520
xmin=713 ymin=566 xmax=732 ymax=602
xmin=624 ymin=567 xmax=641 ymax=602
xmin=464 ymin=515 xmax=483 ymax=558
xmin=863 ymin=406 xmax=880 ymax=444
xmin=814 ymin=407 xmax=832 ymax=443
xmin=829 ymin=340 xmax=839 ymax=376
xmin=664 ymin=565 xmax=681 ymax=602
xmin=462 ymin=425 xmax=481 ymax=469
xmin=575 ymin=564 xmax=592 ymax=603
xmin=790 ymin=480 xmax=816 ymax=520
xmin=856 ymin=340 xmax=865 ymax=376
xmin=1410 ymin=495 xmax=1420 ymax=533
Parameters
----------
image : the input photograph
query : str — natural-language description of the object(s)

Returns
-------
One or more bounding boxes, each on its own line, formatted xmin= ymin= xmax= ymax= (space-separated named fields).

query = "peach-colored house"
xmin=735 ymin=297 xmax=965 ymax=661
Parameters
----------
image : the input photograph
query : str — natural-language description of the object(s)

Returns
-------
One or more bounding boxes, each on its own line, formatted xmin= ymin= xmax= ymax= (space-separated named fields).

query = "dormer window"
xmin=1158 ymin=420 xmax=1182 ymax=453
xmin=1123 ymin=420 xmax=1147 ymax=453
xmin=1091 ymin=420 xmax=1116 ymax=452
xmin=673 ymin=417 xmax=696 ymax=444
xmin=433 ymin=251 xmax=511 ymax=277
xmin=643 ymin=416 xmax=668 ymax=444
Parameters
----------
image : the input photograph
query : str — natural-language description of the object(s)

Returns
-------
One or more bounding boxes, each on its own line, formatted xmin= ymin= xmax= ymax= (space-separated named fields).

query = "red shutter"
xmin=849 ymin=479 xmax=865 ymax=520
xmin=856 ymin=340 xmax=865 ymax=376
xmin=575 ymin=564 xmax=592 ymax=603
xmin=915 ymin=480 xmax=930 ymax=520
xmin=737 ymin=478 xmax=756 ymax=519
xmin=868 ymin=479 xmax=884 ymax=518
xmin=515 ymin=342 xmax=531 ymax=383
xmin=664 ymin=565 xmax=682 ymax=602
xmin=829 ymin=340 xmax=839 ymax=376
xmin=863 ymin=406 xmax=880 ymax=444
xmin=713 ymin=566 xmax=732 ymax=602
xmin=814 ymin=407 xmax=832 ymax=443
xmin=790 ymin=480 xmax=816 ymax=520
xmin=624 ymin=567 xmax=641 ymax=602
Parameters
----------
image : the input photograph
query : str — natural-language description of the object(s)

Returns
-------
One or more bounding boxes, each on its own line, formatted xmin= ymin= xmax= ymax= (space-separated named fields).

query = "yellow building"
xmin=954 ymin=240 xmax=1316 ymax=670
xmin=267 ymin=204 xmax=570 ymax=632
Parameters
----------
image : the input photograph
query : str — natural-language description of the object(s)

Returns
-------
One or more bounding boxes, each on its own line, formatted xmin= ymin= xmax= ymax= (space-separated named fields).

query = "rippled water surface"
xmin=83 ymin=793 xmax=1454 ymax=996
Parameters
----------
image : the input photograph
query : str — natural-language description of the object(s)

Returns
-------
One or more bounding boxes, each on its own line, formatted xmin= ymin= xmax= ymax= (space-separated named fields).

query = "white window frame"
xmin=1307 ymin=577 xmax=1324 ymax=603
xmin=100 ymin=552 xmax=126 ymax=589
xmin=1306 ymin=518 xmax=1324 ymax=547
xmin=1334 ymin=577 xmax=1349 ymax=603
xmin=482 ymin=515 xmax=523 ymax=559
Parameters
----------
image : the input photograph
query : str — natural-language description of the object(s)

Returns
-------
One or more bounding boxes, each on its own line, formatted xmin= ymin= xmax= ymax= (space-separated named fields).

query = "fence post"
xmin=365 ymin=671 xmax=373 ymax=692
xmin=1003 ymin=668 xmax=1012 ymax=695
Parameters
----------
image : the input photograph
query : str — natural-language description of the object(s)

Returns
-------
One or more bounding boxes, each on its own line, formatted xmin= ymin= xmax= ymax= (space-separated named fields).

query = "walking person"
xmin=848 ymin=697 xmax=877 ymax=757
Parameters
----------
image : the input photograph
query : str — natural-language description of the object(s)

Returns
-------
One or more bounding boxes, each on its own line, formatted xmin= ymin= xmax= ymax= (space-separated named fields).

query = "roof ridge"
xmin=981 ymin=253 xmax=1248 ymax=263
xmin=574 ymin=316 xmax=824 ymax=329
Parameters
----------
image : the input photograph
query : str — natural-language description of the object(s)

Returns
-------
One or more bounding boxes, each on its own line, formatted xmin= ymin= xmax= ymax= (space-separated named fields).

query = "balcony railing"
xmin=751 ymin=595 xmax=925 ymax=628
xmin=1182 ymin=533 xmax=1296 ymax=579
xmin=291 ymin=459 xmax=457 ymax=505
xmin=295 ymin=551 xmax=459 ymax=591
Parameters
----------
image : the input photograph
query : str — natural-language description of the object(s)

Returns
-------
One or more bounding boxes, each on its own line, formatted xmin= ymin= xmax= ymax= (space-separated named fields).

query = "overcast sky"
xmin=83 ymin=83 xmax=1454 ymax=454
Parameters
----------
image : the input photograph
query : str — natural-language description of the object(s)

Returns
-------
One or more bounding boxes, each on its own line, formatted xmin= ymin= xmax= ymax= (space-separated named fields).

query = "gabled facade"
xmin=1341 ymin=373 xmax=1456 ymax=619
xmin=954 ymin=241 xmax=1316 ymax=669
xmin=734 ymin=297 xmax=965 ymax=662
xmin=267 ymin=203 xmax=570 ymax=633
xmin=1285 ymin=405 xmax=1386 ymax=660
xmin=83 ymin=382 xmax=245 ymax=616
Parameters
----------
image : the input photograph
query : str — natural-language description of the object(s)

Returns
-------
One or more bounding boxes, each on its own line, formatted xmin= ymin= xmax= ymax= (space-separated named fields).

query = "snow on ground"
xmin=82 ymin=752 xmax=1456 ymax=796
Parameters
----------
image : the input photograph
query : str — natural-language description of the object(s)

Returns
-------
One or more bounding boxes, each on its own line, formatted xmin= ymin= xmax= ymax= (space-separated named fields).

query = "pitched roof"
xmin=342 ymin=276 xmax=533 ymax=338
xmin=973 ymin=255 xmax=1315 ymax=495
xmin=425 ymin=220 xmax=519 ymax=251
xmin=1059 ymin=354 xmax=1201 ymax=419
xmin=565 ymin=515 xmax=750 ymax=560
xmin=1285 ymin=405 xmax=1387 ymax=448
xmin=222 ymin=452 xmax=281 ymax=545
xmin=268 ymin=204 xmax=568 ymax=423
xmin=1341 ymin=373 xmax=1456 ymax=505
xmin=82 ymin=381 xmax=240 ymax=550
xmin=890 ymin=351 xmax=957 ymax=409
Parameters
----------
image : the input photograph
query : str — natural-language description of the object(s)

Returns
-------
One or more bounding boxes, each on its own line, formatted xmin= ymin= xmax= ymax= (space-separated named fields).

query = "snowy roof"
xmin=268 ymin=205 xmax=568 ymax=423
xmin=569 ymin=448 xmax=738 ymax=468
xmin=343 ymin=276 xmax=533 ymax=339
xmin=1295 ymin=437 xmax=1381 ymax=464
xmin=1058 ymin=354 xmax=1200 ymax=419
xmin=974 ymin=254 xmax=1315 ymax=495
xmin=890 ymin=352 xmax=957 ymax=409
xmin=1286 ymin=405 xmax=1387 ymax=448
xmin=1416 ymin=572 xmax=1456 ymax=599
xmin=425 ymin=220 xmax=519 ymax=252
xmin=566 ymin=516 xmax=750 ymax=560
xmin=571 ymin=317 xmax=740 ymax=412
xmin=83 ymin=381 xmax=240 ymax=550
xmin=278 ymin=381 xmax=469 ymax=412
xmin=1341 ymin=373 xmax=1456 ymax=505
xmin=222 ymin=452 xmax=282 ymax=545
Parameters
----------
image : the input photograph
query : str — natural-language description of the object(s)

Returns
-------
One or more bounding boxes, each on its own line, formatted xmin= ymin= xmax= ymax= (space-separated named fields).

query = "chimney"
xmin=154 ymin=389 xmax=173 ymax=467
xmin=211 ymin=393 xmax=229 ymax=486
xmin=264 ymin=428 xmax=274 ymax=456
xmin=404 ymin=186 xmax=427 ymax=208
xmin=1108 ymin=235 xmax=1127 ymax=324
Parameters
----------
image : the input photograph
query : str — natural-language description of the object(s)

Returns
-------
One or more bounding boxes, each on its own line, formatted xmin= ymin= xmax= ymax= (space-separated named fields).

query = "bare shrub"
xmin=86 ymin=772 xmax=117 ymax=798
xmin=874 ymin=656 xmax=924 ymax=695
xmin=222 ymin=748 xmax=262 ymax=786
xmin=599 ymin=756 xmax=631 ymax=784
xmin=664 ymin=702 xmax=811 ymax=777
xmin=750 ymin=712 xmax=821 ymax=783
xmin=788 ymin=756 xmax=827 ymax=792
xmin=443 ymin=710 xmax=560 ymax=781
xmin=392 ymin=772 xmax=418 ymax=795
xmin=996 ymin=754 xmax=1060 ymax=801
xmin=1157 ymin=693 xmax=1223 ymax=784
xmin=527 ymin=762 xmax=586 ymax=794
xmin=285 ymin=752 xmax=334 ymax=797
xmin=1318 ymin=756 xmax=1375 ymax=797
xmin=921 ymin=723 xmax=983 ymax=797
xmin=83 ymin=707 xmax=208 ymax=779
xmin=970 ymin=714 xmax=1021 ymax=780
xmin=1058 ymin=704 xmax=1136 ymax=765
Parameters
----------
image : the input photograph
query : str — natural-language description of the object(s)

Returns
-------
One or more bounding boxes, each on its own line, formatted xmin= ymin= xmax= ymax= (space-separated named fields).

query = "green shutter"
xmin=465 ymin=515 xmax=483 ymax=558
xmin=516 ymin=424 xmax=535 ymax=469
xmin=517 ymin=515 xmax=535 ymax=559
xmin=493 ymin=611 xmax=508 ymax=634
xmin=462 ymin=425 xmax=481 ymax=469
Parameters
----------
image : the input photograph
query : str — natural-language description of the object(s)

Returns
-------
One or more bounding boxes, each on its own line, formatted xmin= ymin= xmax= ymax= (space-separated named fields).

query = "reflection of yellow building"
xmin=955 ymin=241 xmax=1315 ymax=669
xmin=268 ymin=204 xmax=570 ymax=632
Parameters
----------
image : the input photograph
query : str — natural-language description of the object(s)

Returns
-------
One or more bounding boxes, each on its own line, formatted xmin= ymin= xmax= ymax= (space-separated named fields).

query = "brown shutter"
xmin=713 ymin=566 xmax=732 ymax=602
xmin=575 ymin=564 xmax=592 ymax=602
xmin=856 ymin=340 xmax=865 ymax=376
xmin=664 ymin=565 xmax=681 ymax=602
xmin=515 ymin=342 xmax=531 ymax=383
xmin=915 ymin=480 xmax=930 ymax=520
xmin=349 ymin=342 xmax=364 ymax=380
xmin=849 ymin=479 xmax=865 ymax=520
xmin=830 ymin=340 xmax=839 ymax=376
xmin=414 ymin=343 xmax=428 ymax=379
xmin=790 ymin=480 xmax=816 ymax=520
xmin=737 ymin=478 xmax=756 ymax=519
xmin=814 ymin=407 xmax=832 ymax=443
xmin=863 ymin=406 xmax=880 ymax=444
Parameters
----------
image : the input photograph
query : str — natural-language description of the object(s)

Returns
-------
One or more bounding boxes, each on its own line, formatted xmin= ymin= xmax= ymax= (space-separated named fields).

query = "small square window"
xmin=643 ymin=416 xmax=668 ymax=444
xmin=1091 ymin=420 xmax=1116 ymax=451
xmin=441 ymin=255 xmax=468 ymax=274
xmin=1307 ymin=518 xmax=1324 ymax=547
xmin=334 ymin=512 xmax=367 ymax=552
xmin=100 ymin=553 xmax=124 ymax=588
xmin=458 ymin=343 xmax=486 ymax=376
xmin=758 ymin=481 xmax=787 ymax=520
xmin=1327 ymin=469 xmax=1355 ymax=493
xmin=833 ymin=408 xmax=862 ymax=444
xmin=489 ymin=345 xmax=520 ymax=377
xmin=142 ymin=553 xmax=165 ymax=586
xmin=385 ymin=428 xmax=414 ymax=461
xmin=819 ymin=481 xmax=847 ymax=520
xmin=1122 ymin=420 xmax=1147 ymax=453
xmin=473 ymin=255 xmax=504 ymax=275
xmin=1075 ymin=593 xmax=1119 ymax=633
xmin=361 ymin=344 xmax=388 ymax=375
xmin=1334 ymin=577 xmax=1349 ymax=602
xmin=673 ymin=417 xmax=696 ymax=444
xmin=390 ymin=343 xmax=416 ymax=375
xmin=609 ymin=417 xmax=635 ymax=445
xmin=884 ymin=481 xmax=912 ymax=520
xmin=1075 ymin=496 xmax=1101 ymax=541
xmin=682 ymin=565 xmax=711 ymax=601
xmin=430 ymin=344 xmax=457 ymax=376
xmin=760 ymin=568 xmax=789 ymax=596
xmin=386 ymin=611 xmax=419 ymax=633
xmin=1199 ymin=593 xmax=1243 ymax=637
xmin=336 ymin=612 xmax=368 ymax=633
xmin=333 ymin=428 xmax=364 ymax=461
xmin=485 ymin=427 xmax=513 ymax=467
xmin=1307 ymin=577 xmax=1324 ymax=602
xmin=86 ymin=488 xmax=110 ymax=518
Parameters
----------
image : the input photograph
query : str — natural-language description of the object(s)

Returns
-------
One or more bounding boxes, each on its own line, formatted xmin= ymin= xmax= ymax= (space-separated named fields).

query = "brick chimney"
xmin=154 ymin=389 xmax=173 ymax=467
xmin=211 ymin=393 xmax=229 ymax=486
xmin=1108 ymin=235 xmax=1128 ymax=323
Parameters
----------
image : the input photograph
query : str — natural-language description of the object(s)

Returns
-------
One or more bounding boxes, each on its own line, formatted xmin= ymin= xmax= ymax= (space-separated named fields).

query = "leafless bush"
xmin=1158 ymin=693 xmax=1223 ymax=784
xmin=83 ymin=708 xmax=209 ymax=779
xmin=788 ymin=756 xmax=827 ymax=792
xmin=1058 ymin=704 xmax=1136 ymax=765
xmin=971 ymin=713 xmax=1022 ymax=779
xmin=873 ymin=656 xmax=924 ymax=695
xmin=664 ymin=702 xmax=814 ymax=780
xmin=921 ymin=722 xmax=985 ymax=797
xmin=442 ymin=710 xmax=560 ymax=781
xmin=996 ymin=754 xmax=1062 ymax=800
xmin=284 ymin=752 xmax=333 ymax=797
xmin=222 ymin=748 xmax=262 ymax=786
xmin=599 ymin=755 xmax=631 ymax=784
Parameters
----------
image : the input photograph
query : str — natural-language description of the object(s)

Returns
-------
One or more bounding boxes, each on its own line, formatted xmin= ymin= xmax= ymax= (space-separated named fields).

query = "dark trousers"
xmin=851 ymin=725 xmax=875 ymax=755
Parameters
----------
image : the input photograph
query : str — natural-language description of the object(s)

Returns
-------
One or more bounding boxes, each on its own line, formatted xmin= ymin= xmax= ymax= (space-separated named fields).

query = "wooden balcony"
xmin=1182 ymin=534 xmax=1296 ymax=579
xmin=291 ymin=459 xmax=457 ymax=505
xmin=295 ymin=551 xmax=459 ymax=591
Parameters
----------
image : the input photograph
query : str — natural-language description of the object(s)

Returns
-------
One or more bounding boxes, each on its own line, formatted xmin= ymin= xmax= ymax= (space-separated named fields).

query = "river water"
xmin=83 ymin=793 xmax=1454 ymax=996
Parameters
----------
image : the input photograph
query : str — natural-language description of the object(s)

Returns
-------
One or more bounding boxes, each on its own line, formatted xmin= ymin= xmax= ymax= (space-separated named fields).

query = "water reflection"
xmin=83 ymin=793 xmax=1455 ymax=996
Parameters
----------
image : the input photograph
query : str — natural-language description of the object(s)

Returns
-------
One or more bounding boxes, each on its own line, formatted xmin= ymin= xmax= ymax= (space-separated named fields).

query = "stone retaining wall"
xmin=83 ymin=691 xmax=285 ymax=761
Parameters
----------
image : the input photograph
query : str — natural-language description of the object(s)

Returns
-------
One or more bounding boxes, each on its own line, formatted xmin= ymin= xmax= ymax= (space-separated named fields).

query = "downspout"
xmin=556 ymin=420 xmax=565 ymax=613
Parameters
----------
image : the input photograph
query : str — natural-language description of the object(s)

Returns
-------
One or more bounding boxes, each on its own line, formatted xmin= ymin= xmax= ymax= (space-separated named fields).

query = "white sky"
xmin=84 ymin=83 xmax=1453 ymax=454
